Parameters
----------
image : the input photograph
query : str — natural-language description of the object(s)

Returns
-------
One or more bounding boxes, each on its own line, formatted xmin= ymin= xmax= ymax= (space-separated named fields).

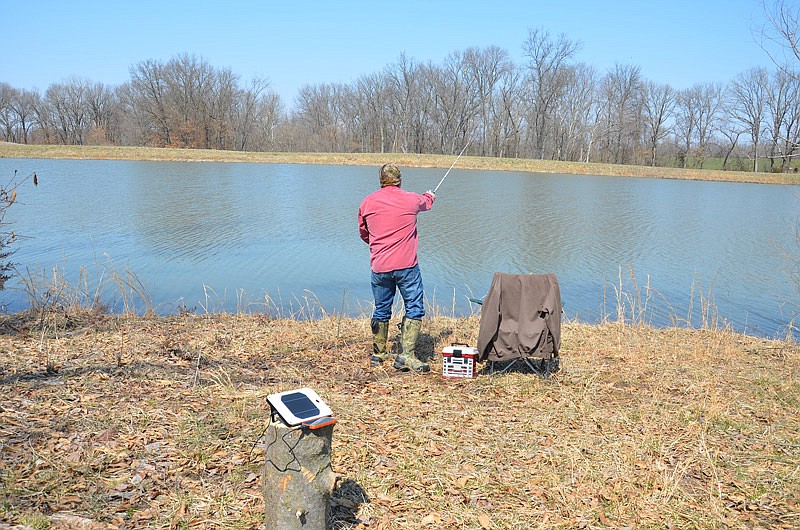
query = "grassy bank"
xmin=1 ymin=143 xmax=798 ymax=528
xmin=0 ymin=312 xmax=798 ymax=529
xmin=2 ymin=142 xmax=800 ymax=185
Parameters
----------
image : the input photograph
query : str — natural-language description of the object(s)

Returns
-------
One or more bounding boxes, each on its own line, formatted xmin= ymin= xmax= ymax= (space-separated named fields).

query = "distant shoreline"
xmin=2 ymin=142 xmax=799 ymax=185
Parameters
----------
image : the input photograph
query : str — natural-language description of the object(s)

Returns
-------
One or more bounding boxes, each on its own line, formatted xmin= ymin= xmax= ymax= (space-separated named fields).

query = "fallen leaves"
xmin=420 ymin=512 xmax=441 ymax=525
xmin=0 ymin=315 xmax=798 ymax=529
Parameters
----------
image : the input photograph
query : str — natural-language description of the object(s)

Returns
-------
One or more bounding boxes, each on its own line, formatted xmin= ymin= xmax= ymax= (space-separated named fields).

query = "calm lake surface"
xmin=1 ymin=158 xmax=798 ymax=337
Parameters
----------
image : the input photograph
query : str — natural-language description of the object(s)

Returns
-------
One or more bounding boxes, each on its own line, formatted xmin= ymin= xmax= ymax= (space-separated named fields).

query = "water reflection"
xmin=0 ymin=158 xmax=797 ymax=337
xmin=131 ymin=162 xmax=247 ymax=262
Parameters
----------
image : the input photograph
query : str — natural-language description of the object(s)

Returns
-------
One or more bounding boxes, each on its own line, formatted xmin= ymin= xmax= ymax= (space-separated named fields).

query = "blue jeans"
xmin=371 ymin=264 xmax=425 ymax=321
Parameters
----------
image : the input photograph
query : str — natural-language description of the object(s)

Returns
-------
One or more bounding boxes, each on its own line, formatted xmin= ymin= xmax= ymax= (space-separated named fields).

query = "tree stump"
xmin=263 ymin=421 xmax=336 ymax=529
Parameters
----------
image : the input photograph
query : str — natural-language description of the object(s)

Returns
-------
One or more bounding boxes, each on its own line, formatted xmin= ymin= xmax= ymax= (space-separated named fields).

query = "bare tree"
xmin=126 ymin=59 xmax=172 ymax=146
xmin=761 ymin=2 xmax=800 ymax=300
xmin=162 ymin=53 xmax=219 ymax=148
xmin=85 ymin=82 xmax=120 ymax=145
xmin=695 ymin=83 xmax=725 ymax=169
xmin=0 ymin=83 xmax=18 ymax=142
xmin=124 ymin=54 xmax=280 ymax=150
xmin=232 ymin=77 xmax=280 ymax=151
xmin=755 ymin=2 xmax=800 ymax=172
xmin=641 ymin=81 xmax=676 ymax=167
xmin=251 ymin=91 xmax=284 ymax=151
xmin=292 ymin=83 xmax=350 ymax=152
xmin=717 ymin=95 xmax=745 ymax=171
xmin=494 ymin=64 xmax=524 ymax=158
xmin=350 ymin=72 xmax=391 ymax=153
xmin=761 ymin=0 xmax=800 ymax=75
xmin=551 ymin=63 xmax=598 ymax=162
xmin=383 ymin=54 xmax=425 ymax=153
xmin=674 ymin=83 xmax=724 ymax=168
xmin=10 ymin=89 xmax=38 ymax=144
xmin=772 ymin=71 xmax=800 ymax=170
xmin=5 ymin=38 xmax=779 ymax=167
xmin=208 ymin=67 xmax=240 ymax=149
xmin=463 ymin=46 xmax=512 ymax=157
xmin=38 ymin=78 xmax=92 ymax=145
xmin=521 ymin=28 xmax=581 ymax=159
xmin=764 ymin=70 xmax=800 ymax=170
xmin=598 ymin=64 xmax=643 ymax=165
xmin=729 ymin=67 xmax=769 ymax=171
xmin=674 ymin=88 xmax=698 ymax=168
xmin=430 ymin=50 xmax=479 ymax=154
xmin=409 ymin=63 xmax=438 ymax=153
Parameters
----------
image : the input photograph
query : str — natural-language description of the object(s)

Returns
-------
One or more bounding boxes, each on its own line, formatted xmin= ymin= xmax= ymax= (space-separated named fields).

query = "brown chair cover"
xmin=477 ymin=273 xmax=562 ymax=363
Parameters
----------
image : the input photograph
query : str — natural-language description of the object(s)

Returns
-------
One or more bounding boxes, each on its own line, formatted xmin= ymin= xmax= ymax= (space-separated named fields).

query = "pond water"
xmin=1 ymin=158 xmax=797 ymax=337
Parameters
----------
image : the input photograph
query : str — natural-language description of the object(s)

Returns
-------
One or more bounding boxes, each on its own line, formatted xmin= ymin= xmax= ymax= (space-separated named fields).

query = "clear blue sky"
xmin=3 ymin=0 xmax=782 ymax=108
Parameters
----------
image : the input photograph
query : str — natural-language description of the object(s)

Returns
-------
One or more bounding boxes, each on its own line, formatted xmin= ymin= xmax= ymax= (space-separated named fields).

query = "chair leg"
xmin=492 ymin=359 xmax=519 ymax=376
xmin=490 ymin=357 xmax=558 ymax=378
xmin=522 ymin=358 xmax=539 ymax=372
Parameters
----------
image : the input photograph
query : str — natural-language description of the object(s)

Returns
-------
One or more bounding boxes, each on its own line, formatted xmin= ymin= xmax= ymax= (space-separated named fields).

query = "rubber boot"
xmin=370 ymin=319 xmax=391 ymax=366
xmin=393 ymin=317 xmax=430 ymax=372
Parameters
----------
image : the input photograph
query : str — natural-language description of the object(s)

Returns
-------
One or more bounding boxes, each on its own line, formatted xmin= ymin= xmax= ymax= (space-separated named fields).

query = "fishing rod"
xmin=432 ymin=142 xmax=470 ymax=194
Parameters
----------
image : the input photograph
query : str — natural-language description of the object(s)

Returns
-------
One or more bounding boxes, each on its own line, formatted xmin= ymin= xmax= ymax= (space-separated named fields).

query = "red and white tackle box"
xmin=441 ymin=344 xmax=479 ymax=379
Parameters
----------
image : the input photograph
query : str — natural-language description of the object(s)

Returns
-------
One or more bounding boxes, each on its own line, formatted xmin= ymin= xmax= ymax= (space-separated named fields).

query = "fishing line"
xmin=432 ymin=142 xmax=470 ymax=194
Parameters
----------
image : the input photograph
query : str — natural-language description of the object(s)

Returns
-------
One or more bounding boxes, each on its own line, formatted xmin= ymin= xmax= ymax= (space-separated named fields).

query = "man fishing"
xmin=358 ymin=163 xmax=435 ymax=372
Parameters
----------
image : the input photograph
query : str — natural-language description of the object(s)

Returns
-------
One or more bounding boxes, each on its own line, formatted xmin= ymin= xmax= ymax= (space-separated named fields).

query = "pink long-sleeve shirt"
xmin=358 ymin=186 xmax=435 ymax=273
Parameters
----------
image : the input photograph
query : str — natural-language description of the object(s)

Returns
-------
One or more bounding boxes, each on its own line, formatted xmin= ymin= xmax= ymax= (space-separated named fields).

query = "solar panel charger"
xmin=267 ymin=387 xmax=334 ymax=427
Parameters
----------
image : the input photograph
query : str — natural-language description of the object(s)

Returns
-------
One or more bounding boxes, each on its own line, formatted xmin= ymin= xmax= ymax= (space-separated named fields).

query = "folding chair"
xmin=476 ymin=273 xmax=562 ymax=376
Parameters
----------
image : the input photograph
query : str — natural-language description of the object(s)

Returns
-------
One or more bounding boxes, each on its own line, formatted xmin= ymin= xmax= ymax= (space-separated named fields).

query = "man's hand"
xmin=425 ymin=189 xmax=435 ymax=198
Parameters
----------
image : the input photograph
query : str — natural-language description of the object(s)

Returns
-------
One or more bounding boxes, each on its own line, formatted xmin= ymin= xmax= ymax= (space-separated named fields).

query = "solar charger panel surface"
xmin=267 ymin=387 xmax=332 ymax=426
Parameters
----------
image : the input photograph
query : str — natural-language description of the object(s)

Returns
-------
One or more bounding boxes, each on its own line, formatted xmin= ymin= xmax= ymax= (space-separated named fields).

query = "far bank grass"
xmin=2 ymin=142 xmax=799 ymax=185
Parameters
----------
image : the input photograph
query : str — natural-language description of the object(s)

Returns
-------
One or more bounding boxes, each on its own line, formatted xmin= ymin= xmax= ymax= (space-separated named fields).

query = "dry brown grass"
xmin=1 ymin=143 xmax=798 ymax=527
xmin=0 ymin=313 xmax=797 ymax=529
xmin=2 ymin=143 xmax=799 ymax=185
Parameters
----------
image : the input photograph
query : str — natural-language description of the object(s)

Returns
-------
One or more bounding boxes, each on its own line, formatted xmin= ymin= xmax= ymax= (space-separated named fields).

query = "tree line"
xmin=1 ymin=28 xmax=798 ymax=172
